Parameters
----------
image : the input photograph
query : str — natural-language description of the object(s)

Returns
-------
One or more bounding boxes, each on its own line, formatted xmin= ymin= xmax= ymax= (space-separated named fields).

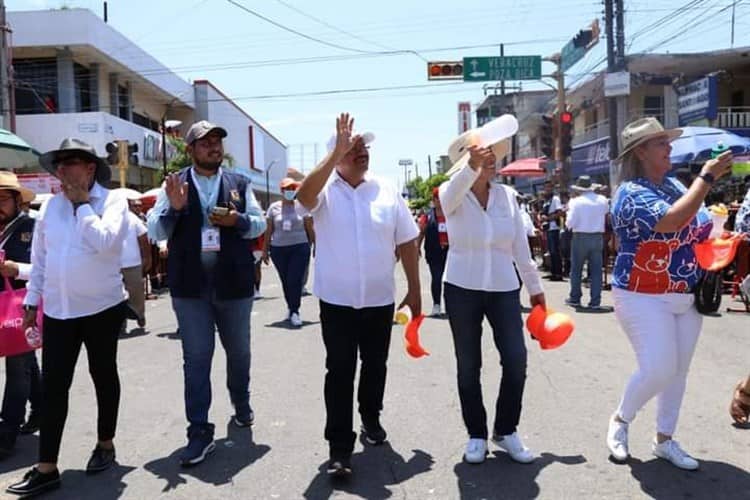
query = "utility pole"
xmin=0 ymin=0 xmax=10 ymax=131
xmin=615 ymin=0 xmax=627 ymax=138
xmin=427 ymin=155 xmax=432 ymax=177
xmin=605 ymin=0 xmax=619 ymax=160
xmin=731 ymin=0 xmax=737 ymax=47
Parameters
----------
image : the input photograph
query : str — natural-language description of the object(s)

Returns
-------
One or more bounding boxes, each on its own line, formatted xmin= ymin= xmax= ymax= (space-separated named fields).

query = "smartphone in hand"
xmin=211 ymin=206 xmax=229 ymax=217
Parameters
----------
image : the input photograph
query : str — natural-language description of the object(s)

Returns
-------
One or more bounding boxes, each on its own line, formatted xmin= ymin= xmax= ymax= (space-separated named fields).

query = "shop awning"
xmin=498 ymin=157 xmax=547 ymax=178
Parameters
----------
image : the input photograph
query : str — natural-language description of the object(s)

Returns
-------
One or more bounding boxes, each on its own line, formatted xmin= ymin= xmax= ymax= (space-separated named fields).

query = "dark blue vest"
xmin=167 ymin=168 xmax=254 ymax=299
xmin=0 ymin=214 xmax=34 ymax=291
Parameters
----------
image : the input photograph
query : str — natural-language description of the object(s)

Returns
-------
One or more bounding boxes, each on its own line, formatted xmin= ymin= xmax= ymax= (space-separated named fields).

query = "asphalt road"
xmin=0 ymin=261 xmax=748 ymax=500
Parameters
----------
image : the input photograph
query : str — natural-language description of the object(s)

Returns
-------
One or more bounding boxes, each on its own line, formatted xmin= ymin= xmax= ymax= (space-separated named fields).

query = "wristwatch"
xmin=22 ymin=305 xmax=37 ymax=312
xmin=698 ymin=172 xmax=715 ymax=185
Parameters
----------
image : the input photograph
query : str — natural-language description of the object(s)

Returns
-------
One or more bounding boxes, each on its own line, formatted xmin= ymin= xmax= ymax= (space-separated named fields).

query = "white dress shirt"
xmin=565 ymin=191 xmax=609 ymax=233
xmin=121 ymin=211 xmax=148 ymax=268
xmin=310 ymin=170 xmax=419 ymax=309
xmin=25 ymin=182 xmax=129 ymax=319
xmin=439 ymin=164 xmax=543 ymax=295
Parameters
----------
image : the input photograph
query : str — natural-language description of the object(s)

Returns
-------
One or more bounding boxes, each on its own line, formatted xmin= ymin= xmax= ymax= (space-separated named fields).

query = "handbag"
xmin=693 ymin=271 xmax=722 ymax=315
xmin=0 ymin=277 xmax=43 ymax=357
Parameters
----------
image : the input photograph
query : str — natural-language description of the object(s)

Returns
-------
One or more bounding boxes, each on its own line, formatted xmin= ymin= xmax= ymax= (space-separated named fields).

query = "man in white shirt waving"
xmin=9 ymin=139 xmax=130 ymax=497
xmin=296 ymin=113 xmax=421 ymax=478
xmin=565 ymin=175 xmax=611 ymax=310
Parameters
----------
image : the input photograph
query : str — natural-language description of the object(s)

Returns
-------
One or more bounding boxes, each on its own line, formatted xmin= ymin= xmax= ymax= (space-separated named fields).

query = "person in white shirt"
xmin=121 ymin=200 xmax=151 ymax=331
xmin=439 ymin=140 xmax=546 ymax=466
xmin=565 ymin=176 xmax=611 ymax=310
xmin=9 ymin=139 xmax=130 ymax=497
xmin=296 ymin=113 xmax=421 ymax=478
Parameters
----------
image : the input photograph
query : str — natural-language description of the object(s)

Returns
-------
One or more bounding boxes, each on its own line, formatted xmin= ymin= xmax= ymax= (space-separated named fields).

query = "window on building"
xmin=73 ymin=63 xmax=93 ymax=112
xmin=132 ymin=112 xmax=159 ymax=132
xmin=643 ymin=95 xmax=664 ymax=123
xmin=13 ymin=58 xmax=58 ymax=115
xmin=118 ymin=85 xmax=130 ymax=119
xmin=731 ymin=90 xmax=744 ymax=109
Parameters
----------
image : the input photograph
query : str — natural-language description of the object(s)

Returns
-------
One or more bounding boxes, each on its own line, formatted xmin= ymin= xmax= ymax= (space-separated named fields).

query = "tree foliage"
xmin=160 ymin=137 xmax=235 ymax=180
xmin=405 ymin=173 xmax=449 ymax=210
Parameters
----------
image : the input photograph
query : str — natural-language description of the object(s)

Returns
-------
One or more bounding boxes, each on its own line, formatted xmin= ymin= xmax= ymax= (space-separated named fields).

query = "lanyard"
xmin=0 ymin=214 xmax=25 ymax=250
xmin=190 ymin=167 xmax=222 ymax=210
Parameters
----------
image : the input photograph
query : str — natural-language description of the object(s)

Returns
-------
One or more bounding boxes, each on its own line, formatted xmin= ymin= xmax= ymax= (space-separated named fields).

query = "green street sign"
xmin=462 ymin=56 xmax=541 ymax=81
xmin=560 ymin=40 xmax=586 ymax=72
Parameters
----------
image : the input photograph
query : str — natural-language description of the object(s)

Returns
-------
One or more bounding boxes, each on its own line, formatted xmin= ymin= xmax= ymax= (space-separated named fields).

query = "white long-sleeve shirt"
xmin=439 ymin=164 xmax=543 ymax=295
xmin=24 ymin=182 xmax=129 ymax=319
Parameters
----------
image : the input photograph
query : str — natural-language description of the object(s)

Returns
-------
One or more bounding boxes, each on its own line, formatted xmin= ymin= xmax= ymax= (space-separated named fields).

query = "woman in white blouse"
xmin=439 ymin=145 xmax=546 ymax=465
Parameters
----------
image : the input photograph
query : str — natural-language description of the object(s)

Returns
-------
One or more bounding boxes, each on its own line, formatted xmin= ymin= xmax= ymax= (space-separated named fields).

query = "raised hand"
xmin=333 ymin=113 xmax=357 ymax=159
xmin=702 ymin=150 xmax=733 ymax=181
xmin=467 ymin=146 xmax=497 ymax=171
xmin=165 ymin=173 xmax=188 ymax=211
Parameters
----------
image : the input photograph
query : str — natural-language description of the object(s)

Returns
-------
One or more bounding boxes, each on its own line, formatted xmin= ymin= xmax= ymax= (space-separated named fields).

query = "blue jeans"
xmin=444 ymin=283 xmax=527 ymax=439
xmin=270 ymin=243 xmax=311 ymax=315
xmin=172 ymin=294 xmax=253 ymax=433
xmin=569 ymin=233 xmax=604 ymax=306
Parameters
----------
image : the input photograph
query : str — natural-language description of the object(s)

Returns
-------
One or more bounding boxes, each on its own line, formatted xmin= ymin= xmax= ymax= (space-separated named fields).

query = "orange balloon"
xmin=693 ymin=233 xmax=743 ymax=272
xmin=404 ymin=314 xmax=429 ymax=358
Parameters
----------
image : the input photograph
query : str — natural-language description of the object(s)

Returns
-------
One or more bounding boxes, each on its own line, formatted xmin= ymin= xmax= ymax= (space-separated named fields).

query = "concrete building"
xmin=8 ymin=8 xmax=286 ymax=198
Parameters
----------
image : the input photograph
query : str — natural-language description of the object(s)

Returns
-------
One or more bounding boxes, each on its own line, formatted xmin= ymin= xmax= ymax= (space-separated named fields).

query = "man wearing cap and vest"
xmin=565 ymin=175 xmax=611 ymax=311
xmin=8 ymin=139 xmax=130 ymax=497
xmin=147 ymin=120 xmax=266 ymax=467
xmin=296 ymin=113 xmax=421 ymax=478
xmin=0 ymin=172 xmax=42 ymax=461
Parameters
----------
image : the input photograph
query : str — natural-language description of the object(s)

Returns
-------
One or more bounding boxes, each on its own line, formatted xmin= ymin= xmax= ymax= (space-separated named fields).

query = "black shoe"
xmin=137 ymin=317 xmax=146 ymax=328
xmin=180 ymin=426 xmax=215 ymax=467
xmin=361 ymin=418 xmax=387 ymax=445
xmin=86 ymin=445 xmax=116 ymax=474
xmin=326 ymin=453 xmax=352 ymax=478
xmin=549 ymin=275 xmax=564 ymax=282
xmin=233 ymin=410 xmax=255 ymax=428
xmin=6 ymin=467 xmax=61 ymax=496
xmin=19 ymin=413 xmax=40 ymax=435
xmin=0 ymin=431 xmax=17 ymax=460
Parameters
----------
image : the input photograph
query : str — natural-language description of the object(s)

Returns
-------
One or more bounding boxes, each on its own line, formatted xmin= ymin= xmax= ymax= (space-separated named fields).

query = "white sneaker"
xmin=606 ymin=414 xmax=629 ymax=462
xmin=431 ymin=304 xmax=442 ymax=317
xmin=290 ymin=312 xmax=303 ymax=327
xmin=254 ymin=289 xmax=263 ymax=299
xmin=491 ymin=432 xmax=535 ymax=463
xmin=464 ymin=438 xmax=487 ymax=464
xmin=652 ymin=439 xmax=699 ymax=470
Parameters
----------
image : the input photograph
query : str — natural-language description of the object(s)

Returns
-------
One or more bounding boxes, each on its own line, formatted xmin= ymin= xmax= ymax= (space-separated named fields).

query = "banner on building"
xmin=604 ymin=72 xmax=630 ymax=97
xmin=458 ymin=102 xmax=472 ymax=134
xmin=571 ymin=136 xmax=610 ymax=178
xmin=678 ymin=76 xmax=718 ymax=125
xmin=17 ymin=173 xmax=62 ymax=194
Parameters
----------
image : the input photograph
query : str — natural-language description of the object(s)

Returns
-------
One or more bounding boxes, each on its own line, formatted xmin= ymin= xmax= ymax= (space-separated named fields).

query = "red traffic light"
xmin=427 ymin=61 xmax=464 ymax=81
xmin=560 ymin=111 xmax=573 ymax=124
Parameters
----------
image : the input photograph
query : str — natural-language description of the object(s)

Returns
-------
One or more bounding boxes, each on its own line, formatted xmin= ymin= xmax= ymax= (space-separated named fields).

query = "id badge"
xmin=282 ymin=220 xmax=292 ymax=232
xmin=437 ymin=222 xmax=447 ymax=233
xmin=201 ymin=228 xmax=221 ymax=252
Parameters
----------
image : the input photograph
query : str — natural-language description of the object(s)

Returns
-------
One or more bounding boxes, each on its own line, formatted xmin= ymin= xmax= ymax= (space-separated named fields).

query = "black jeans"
xmin=427 ymin=252 xmax=448 ymax=306
xmin=319 ymin=300 xmax=394 ymax=455
xmin=270 ymin=243 xmax=311 ymax=315
xmin=1 ymin=351 xmax=42 ymax=433
xmin=39 ymin=302 xmax=126 ymax=463
xmin=546 ymin=229 xmax=562 ymax=277
xmin=444 ymin=282 xmax=527 ymax=439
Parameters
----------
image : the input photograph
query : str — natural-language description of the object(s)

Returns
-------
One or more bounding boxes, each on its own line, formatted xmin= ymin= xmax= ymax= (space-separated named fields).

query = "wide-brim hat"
xmin=617 ymin=117 xmax=682 ymax=160
xmin=39 ymin=138 xmax=111 ymax=184
xmin=0 ymin=170 xmax=35 ymax=204
xmin=445 ymin=114 xmax=518 ymax=176
xmin=571 ymin=175 xmax=594 ymax=192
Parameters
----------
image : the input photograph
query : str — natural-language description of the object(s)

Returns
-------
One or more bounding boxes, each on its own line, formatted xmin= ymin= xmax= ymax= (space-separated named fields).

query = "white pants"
xmin=613 ymin=288 xmax=702 ymax=436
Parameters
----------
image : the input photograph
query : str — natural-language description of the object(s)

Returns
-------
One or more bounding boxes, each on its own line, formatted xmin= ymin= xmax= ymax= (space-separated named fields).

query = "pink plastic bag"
xmin=0 ymin=277 xmax=43 ymax=357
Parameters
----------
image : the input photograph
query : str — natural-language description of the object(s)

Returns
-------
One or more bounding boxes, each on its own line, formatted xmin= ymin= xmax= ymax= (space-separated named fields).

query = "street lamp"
xmin=265 ymin=158 xmax=279 ymax=209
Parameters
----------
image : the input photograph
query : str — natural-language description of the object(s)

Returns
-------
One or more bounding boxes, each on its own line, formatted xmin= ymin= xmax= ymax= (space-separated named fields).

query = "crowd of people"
xmin=0 ymin=113 xmax=748 ymax=496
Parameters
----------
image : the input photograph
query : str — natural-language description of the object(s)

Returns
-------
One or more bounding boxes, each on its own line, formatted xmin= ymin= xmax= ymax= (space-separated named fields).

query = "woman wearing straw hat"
xmin=440 ymin=118 xmax=545 ymax=465
xmin=607 ymin=117 xmax=733 ymax=470
xmin=262 ymin=177 xmax=314 ymax=327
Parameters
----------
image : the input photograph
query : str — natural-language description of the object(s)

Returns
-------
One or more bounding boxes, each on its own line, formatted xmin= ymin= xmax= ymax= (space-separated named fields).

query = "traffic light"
xmin=128 ymin=142 xmax=139 ymax=166
xmin=105 ymin=141 xmax=119 ymax=165
xmin=572 ymin=29 xmax=593 ymax=48
xmin=427 ymin=61 xmax=463 ymax=81
xmin=539 ymin=114 xmax=556 ymax=158
xmin=559 ymin=111 xmax=574 ymax=160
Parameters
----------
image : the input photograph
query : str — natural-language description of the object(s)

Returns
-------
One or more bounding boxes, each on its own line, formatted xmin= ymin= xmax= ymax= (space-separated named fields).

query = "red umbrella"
xmin=498 ymin=157 xmax=547 ymax=178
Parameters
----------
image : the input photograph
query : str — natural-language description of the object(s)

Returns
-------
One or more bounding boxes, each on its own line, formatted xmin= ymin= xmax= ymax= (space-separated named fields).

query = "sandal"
xmin=730 ymin=379 xmax=750 ymax=425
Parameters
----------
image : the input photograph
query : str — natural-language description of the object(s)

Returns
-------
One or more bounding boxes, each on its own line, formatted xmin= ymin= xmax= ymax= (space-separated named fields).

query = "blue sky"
xmin=9 ymin=0 xmax=750 ymax=187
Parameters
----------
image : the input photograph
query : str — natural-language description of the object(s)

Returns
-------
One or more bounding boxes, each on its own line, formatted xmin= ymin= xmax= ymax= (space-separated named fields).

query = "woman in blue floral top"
xmin=607 ymin=118 xmax=733 ymax=471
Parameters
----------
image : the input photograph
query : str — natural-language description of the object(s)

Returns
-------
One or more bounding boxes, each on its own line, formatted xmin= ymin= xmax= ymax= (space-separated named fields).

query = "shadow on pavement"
xmin=143 ymin=421 xmax=270 ymax=493
xmin=453 ymin=451 xmax=586 ymax=499
xmin=303 ymin=442 xmax=433 ymax=500
xmin=627 ymin=457 xmax=750 ymax=499
xmin=156 ymin=331 xmax=180 ymax=340
xmin=0 ymin=434 xmax=38 ymax=474
xmin=44 ymin=464 xmax=136 ymax=500
xmin=118 ymin=327 xmax=149 ymax=340
xmin=265 ymin=320 xmax=320 ymax=330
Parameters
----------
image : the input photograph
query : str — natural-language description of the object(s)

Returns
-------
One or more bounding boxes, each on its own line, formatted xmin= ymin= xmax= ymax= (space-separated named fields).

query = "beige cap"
xmin=185 ymin=120 xmax=228 ymax=144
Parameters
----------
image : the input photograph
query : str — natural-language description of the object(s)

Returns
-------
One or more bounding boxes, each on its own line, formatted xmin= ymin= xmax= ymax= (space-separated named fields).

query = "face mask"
xmin=283 ymin=190 xmax=296 ymax=201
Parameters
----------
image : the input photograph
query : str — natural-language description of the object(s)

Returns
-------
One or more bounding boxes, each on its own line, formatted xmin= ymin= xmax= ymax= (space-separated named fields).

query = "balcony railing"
xmin=573 ymin=119 xmax=610 ymax=146
xmin=717 ymin=107 xmax=750 ymax=128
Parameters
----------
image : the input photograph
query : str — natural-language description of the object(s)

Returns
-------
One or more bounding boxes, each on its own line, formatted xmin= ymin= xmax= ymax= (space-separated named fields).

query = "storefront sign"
xmin=571 ymin=136 xmax=610 ymax=178
xmin=678 ymin=76 xmax=718 ymax=125
xmin=604 ymin=71 xmax=630 ymax=97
